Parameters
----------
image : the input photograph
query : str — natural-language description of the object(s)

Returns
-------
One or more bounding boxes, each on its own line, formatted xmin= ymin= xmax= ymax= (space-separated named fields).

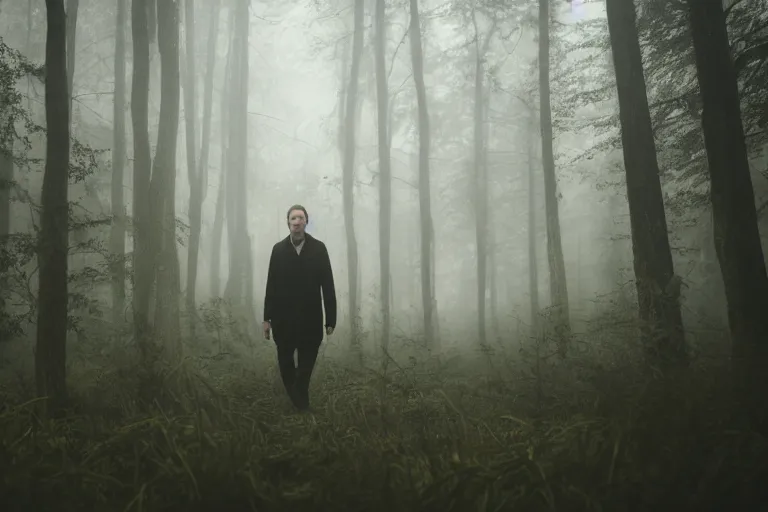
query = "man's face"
xmin=288 ymin=209 xmax=307 ymax=235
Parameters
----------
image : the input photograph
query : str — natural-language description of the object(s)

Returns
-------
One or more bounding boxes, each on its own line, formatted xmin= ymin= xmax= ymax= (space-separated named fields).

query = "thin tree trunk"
xmin=374 ymin=0 xmax=392 ymax=353
xmin=147 ymin=0 xmax=157 ymax=44
xmin=245 ymin=233 xmax=255 ymax=331
xmin=430 ymin=221 xmax=440 ymax=344
xmin=606 ymin=0 xmax=687 ymax=368
xmin=1 ymin=1 xmax=17 ymax=338
xmin=344 ymin=0 xmax=364 ymax=356
xmin=110 ymin=0 xmax=127 ymax=328
xmin=337 ymin=30 xmax=350 ymax=160
xmin=687 ymin=0 xmax=768 ymax=412
xmin=65 ymin=0 xmax=85 ymax=285
xmin=210 ymin=165 xmax=226 ymax=297
xmin=471 ymin=10 xmax=493 ymax=347
xmin=182 ymin=0 xmax=202 ymax=336
xmin=26 ymin=0 xmax=33 ymax=109
xmin=196 ymin=0 xmax=219 ymax=298
xmin=539 ymin=0 xmax=570 ymax=353
xmin=224 ymin=0 xmax=250 ymax=305
xmin=237 ymin=0 xmax=252 ymax=312
xmin=0 ymin=19 xmax=12 ymax=239
xmin=224 ymin=1 xmax=240 ymax=301
xmin=0 ymin=141 xmax=10 ymax=239
xmin=150 ymin=0 xmax=182 ymax=359
xmin=131 ymin=0 xmax=153 ymax=358
xmin=65 ymin=0 xmax=78 ymax=123
xmin=484 ymin=83 xmax=498 ymax=339
xmin=526 ymin=106 xmax=540 ymax=336
xmin=210 ymin=11 xmax=233 ymax=299
xmin=409 ymin=0 xmax=435 ymax=349
xmin=36 ymin=0 xmax=70 ymax=417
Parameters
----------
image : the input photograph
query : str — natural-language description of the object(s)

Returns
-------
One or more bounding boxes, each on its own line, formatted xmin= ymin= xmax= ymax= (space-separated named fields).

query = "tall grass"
xmin=1 ymin=303 xmax=766 ymax=511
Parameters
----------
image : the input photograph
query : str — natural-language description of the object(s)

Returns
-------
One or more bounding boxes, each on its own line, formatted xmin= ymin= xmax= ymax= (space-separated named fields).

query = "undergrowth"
xmin=1 ymin=319 xmax=766 ymax=512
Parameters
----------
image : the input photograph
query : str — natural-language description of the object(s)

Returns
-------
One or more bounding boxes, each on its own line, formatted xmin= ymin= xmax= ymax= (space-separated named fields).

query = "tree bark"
xmin=147 ymin=0 xmax=157 ymax=44
xmin=224 ymin=0 xmax=250 ymax=306
xmin=343 ymin=0 xmax=364 ymax=356
xmin=687 ymin=0 xmax=768 ymax=407
xmin=110 ymin=0 xmax=127 ymax=328
xmin=471 ymin=11 xmax=493 ymax=347
xmin=374 ymin=0 xmax=392 ymax=353
xmin=606 ymin=0 xmax=687 ymax=369
xmin=182 ymin=0 xmax=203 ymax=337
xmin=210 ymin=10 xmax=234 ymax=299
xmin=408 ymin=0 xmax=435 ymax=349
xmin=539 ymin=0 xmax=571 ymax=353
xmin=0 ymin=122 xmax=11 ymax=240
xmin=526 ymin=106 xmax=540 ymax=336
xmin=150 ymin=0 xmax=182 ymax=360
xmin=65 ymin=0 xmax=78 ymax=123
xmin=0 ymin=166 xmax=9 ymax=242
xmin=196 ymin=0 xmax=219 ymax=300
xmin=131 ymin=0 xmax=154 ymax=358
xmin=36 ymin=0 xmax=70 ymax=417
xmin=483 ymin=83 xmax=498 ymax=339
xmin=337 ymin=26 xmax=350 ymax=160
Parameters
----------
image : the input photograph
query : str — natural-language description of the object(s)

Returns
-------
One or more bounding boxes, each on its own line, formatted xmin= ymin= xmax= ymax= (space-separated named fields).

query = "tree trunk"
xmin=65 ymin=0 xmax=82 ymax=281
xmin=147 ymin=0 xmax=157 ymax=44
xmin=110 ymin=0 xmax=127 ymax=329
xmin=343 ymin=0 xmax=364 ymax=356
xmin=224 ymin=0 xmax=250 ymax=306
xmin=472 ymin=11 xmax=493 ymax=347
xmin=182 ymin=0 xmax=204 ymax=337
xmin=238 ymin=0 xmax=253 ymax=314
xmin=374 ymin=0 xmax=392 ymax=353
xmin=0 ymin=154 xmax=9 ymax=242
xmin=150 ymin=0 xmax=182 ymax=360
xmin=337 ymin=27 xmax=350 ymax=160
xmin=1 ymin=116 xmax=11 ymax=239
xmin=538 ymin=0 xmax=570 ymax=353
xmin=211 ymin=11 xmax=233 ymax=299
xmin=526 ymin=106 xmax=540 ymax=336
xmin=36 ymin=0 xmax=70 ymax=417
xmin=196 ymin=0 xmax=219 ymax=299
xmin=484 ymin=83 xmax=498 ymax=339
xmin=26 ymin=0 xmax=33 ymax=109
xmin=65 ymin=0 xmax=78 ymax=122
xmin=210 ymin=166 xmax=226 ymax=297
xmin=687 ymin=0 xmax=768 ymax=408
xmin=606 ymin=0 xmax=687 ymax=369
xmin=131 ymin=0 xmax=154 ymax=358
xmin=1 ymin=3 xmax=16 ymax=333
xmin=408 ymin=0 xmax=435 ymax=349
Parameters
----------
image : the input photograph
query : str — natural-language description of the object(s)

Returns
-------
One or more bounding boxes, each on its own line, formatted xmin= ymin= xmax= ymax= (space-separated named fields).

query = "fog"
xmin=1 ymin=0 xmax=767 ymax=509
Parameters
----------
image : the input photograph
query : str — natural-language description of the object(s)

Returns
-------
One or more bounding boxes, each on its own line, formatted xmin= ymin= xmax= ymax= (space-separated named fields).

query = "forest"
xmin=1 ymin=0 xmax=767 ymax=509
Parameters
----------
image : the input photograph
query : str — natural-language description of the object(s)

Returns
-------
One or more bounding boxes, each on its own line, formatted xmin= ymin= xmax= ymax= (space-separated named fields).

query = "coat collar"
xmin=283 ymin=232 xmax=314 ymax=248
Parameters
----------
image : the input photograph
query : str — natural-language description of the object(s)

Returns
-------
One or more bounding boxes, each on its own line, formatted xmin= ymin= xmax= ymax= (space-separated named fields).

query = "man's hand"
xmin=326 ymin=326 xmax=334 ymax=336
xmin=263 ymin=321 xmax=271 ymax=340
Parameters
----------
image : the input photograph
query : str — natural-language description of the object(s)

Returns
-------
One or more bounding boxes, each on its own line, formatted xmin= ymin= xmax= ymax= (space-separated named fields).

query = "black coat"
xmin=263 ymin=233 xmax=337 ymax=343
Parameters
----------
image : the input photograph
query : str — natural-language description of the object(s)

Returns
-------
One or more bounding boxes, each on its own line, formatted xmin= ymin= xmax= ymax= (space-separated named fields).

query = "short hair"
xmin=286 ymin=204 xmax=308 ymax=223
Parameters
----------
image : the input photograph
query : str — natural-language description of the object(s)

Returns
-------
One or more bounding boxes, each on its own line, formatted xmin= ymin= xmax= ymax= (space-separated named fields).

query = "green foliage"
xmin=0 ymin=37 xmax=117 ymax=342
xmin=0 ymin=37 xmax=43 ymax=164
xmin=0 ymin=233 xmax=36 ymax=338
xmin=553 ymin=0 xmax=768 ymax=213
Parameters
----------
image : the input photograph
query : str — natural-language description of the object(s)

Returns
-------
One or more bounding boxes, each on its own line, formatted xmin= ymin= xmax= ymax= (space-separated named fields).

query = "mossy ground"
xmin=1 ymin=317 xmax=766 ymax=512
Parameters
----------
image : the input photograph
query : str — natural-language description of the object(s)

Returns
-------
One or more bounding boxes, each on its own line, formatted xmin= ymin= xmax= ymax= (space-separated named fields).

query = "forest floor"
xmin=1 ymin=315 xmax=766 ymax=512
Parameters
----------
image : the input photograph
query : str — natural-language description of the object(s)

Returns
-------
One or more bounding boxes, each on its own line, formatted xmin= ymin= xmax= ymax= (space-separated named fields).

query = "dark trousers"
xmin=275 ymin=338 xmax=321 ymax=410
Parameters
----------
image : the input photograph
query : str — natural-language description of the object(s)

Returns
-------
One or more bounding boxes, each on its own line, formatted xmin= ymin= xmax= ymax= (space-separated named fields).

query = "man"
xmin=263 ymin=204 xmax=337 ymax=411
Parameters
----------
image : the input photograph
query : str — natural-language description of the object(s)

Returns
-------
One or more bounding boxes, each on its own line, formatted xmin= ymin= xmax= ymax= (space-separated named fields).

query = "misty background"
xmin=1 ymin=0 xmax=767 ymax=509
